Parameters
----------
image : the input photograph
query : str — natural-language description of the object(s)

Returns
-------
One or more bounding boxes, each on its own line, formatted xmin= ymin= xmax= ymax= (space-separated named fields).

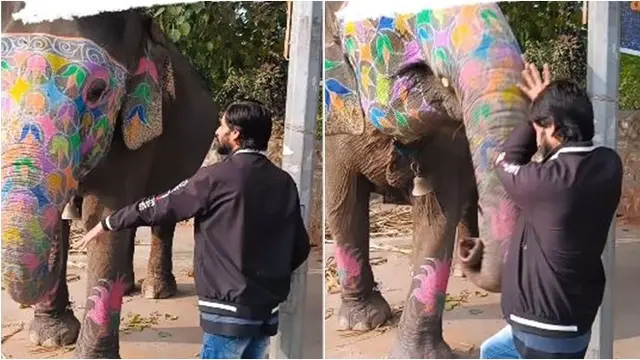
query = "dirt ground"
xmin=324 ymin=216 xmax=640 ymax=359
xmin=1 ymin=224 xmax=323 ymax=359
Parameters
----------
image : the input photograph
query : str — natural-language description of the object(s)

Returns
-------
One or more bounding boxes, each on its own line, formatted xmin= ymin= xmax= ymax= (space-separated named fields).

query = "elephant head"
xmin=325 ymin=2 xmax=529 ymax=291
xmin=1 ymin=3 xmax=176 ymax=304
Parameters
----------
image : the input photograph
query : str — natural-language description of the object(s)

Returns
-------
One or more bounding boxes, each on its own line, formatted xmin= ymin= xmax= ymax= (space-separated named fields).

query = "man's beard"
xmin=538 ymin=138 xmax=555 ymax=159
xmin=214 ymin=137 xmax=232 ymax=155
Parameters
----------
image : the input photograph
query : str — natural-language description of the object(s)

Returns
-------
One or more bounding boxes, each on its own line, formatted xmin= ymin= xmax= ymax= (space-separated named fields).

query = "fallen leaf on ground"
xmin=444 ymin=290 xmax=471 ymax=311
xmin=468 ymin=309 xmax=484 ymax=315
xmin=164 ymin=313 xmax=179 ymax=320
xmin=120 ymin=312 xmax=161 ymax=333
xmin=369 ymin=256 xmax=388 ymax=266
xmin=325 ymin=308 xmax=334 ymax=320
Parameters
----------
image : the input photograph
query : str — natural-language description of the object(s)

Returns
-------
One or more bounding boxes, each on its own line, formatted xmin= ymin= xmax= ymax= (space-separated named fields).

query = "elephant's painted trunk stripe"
xmin=448 ymin=5 xmax=527 ymax=259
xmin=1 ymin=190 xmax=62 ymax=305
xmin=1 ymin=33 xmax=128 ymax=305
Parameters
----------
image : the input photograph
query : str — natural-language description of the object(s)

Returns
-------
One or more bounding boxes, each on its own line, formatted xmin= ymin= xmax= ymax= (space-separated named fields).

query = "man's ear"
xmin=229 ymin=128 xmax=241 ymax=142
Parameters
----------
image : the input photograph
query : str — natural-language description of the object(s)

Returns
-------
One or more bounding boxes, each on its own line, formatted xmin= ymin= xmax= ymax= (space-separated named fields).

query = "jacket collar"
xmin=221 ymin=148 xmax=268 ymax=162
xmin=543 ymin=141 xmax=598 ymax=162
xmin=232 ymin=148 xmax=267 ymax=156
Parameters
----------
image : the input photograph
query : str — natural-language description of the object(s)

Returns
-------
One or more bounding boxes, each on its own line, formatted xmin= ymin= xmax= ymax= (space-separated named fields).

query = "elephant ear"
xmin=120 ymin=19 xmax=176 ymax=151
xmin=324 ymin=3 xmax=365 ymax=137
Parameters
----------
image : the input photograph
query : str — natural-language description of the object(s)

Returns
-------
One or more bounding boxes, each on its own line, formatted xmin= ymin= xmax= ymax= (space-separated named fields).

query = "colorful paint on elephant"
xmin=411 ymin=258 xmax=451 ymax=314
xmin=86 ymin=276 xmax=126 ymax=336
xmin=0 ymin=33 xmax=159 ymax=305
xmin=120 ymin=56 xmax=163 ymax=150
xmin=335 ymin=246 xmax=362 ymax=291
xmin=326 ymin=3 xmax=525 ymax=259
xmin=326 ymin=4 xmax=522 ymax=145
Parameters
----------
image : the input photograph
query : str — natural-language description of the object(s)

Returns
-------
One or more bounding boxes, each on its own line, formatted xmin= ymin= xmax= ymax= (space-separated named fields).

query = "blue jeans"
xmin=480 ymin=325 xmax=521 ymax=359
xmin=480 ymin=325 xmax=590 ymax=359
xmin=200 ymin=332 xmax=270 ymax=359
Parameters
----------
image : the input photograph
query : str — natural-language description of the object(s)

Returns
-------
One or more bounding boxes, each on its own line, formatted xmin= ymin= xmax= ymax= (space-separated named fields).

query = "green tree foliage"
xmin=500 ymin=1 xmax=640 ymax=110
xmin=146 ymin=1 xmax=323 ymax=132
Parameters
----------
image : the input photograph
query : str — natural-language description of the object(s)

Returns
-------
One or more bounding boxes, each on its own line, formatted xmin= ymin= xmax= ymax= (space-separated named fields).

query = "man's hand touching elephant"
xmin=77 ymin=222 xmax=108 ymax=250
xmin=518 ymin=57 xmax=552 ymax=101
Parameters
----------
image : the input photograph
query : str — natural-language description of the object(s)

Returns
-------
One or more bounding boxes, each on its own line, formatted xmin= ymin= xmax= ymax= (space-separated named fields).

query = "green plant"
xmin=620 ymin=53 xmax=640 ymax=110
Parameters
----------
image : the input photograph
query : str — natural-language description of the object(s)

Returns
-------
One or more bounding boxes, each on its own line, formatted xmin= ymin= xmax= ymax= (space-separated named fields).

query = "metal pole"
xmin=585 ymin=2 xmax=619 ymax=358
xmin=270 ymin=1 xmax=322 ymax=359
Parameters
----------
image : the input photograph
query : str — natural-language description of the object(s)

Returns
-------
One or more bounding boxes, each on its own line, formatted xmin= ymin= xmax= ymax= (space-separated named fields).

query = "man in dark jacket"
xmin=480 ymin=62 xmax=623 ymax=359
xmin=79 ymin=101 xmax=311 ymax=359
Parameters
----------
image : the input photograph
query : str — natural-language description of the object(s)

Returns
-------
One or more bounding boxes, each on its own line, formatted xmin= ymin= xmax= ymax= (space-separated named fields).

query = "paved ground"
xmin=1 ymin=224 xmax=323 ymax=359
xmin=324 ymin=224 xmax=640 ymax=359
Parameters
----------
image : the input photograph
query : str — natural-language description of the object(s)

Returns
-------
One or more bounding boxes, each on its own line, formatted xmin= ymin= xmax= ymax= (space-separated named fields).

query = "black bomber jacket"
xmin=101 ymin=150 xmax=310 ymax=337
xmin=495 ymin=121 xmax=622 ymax=338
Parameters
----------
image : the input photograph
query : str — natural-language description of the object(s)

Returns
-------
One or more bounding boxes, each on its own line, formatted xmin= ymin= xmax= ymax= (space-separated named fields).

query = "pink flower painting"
xmin=87 ymin=276 xmax=126 ymax=334
xmin=411 ymin=258 xmax=451 ymax=314
xmin=335 ymin=246 xmax=361 ymax=290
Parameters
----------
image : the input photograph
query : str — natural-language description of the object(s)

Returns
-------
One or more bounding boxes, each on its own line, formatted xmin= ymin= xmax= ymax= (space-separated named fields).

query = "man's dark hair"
xmin=224 ymin=100 xmax=273 ymax=151
xmin=529 ymin=79 xmax=595 ymax=143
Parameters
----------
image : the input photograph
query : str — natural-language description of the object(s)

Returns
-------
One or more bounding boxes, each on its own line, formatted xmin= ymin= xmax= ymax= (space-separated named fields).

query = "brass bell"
xmin=61 ymin=201 xmax=81 ymax=220
xmin=411 ymin=175 xmax=431 ymax=197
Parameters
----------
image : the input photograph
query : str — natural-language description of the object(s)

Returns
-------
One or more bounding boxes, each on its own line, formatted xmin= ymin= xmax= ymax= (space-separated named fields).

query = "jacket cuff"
xmin=101 ymin=216 xmax=113 ymax=231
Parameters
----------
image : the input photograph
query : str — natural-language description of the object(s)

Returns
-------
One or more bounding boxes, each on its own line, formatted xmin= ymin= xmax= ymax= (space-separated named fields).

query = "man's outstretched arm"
xmin=102 ymin=166 xmax=216 ymax=232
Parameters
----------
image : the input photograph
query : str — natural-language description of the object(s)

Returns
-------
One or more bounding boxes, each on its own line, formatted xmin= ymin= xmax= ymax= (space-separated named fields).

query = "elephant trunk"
xmin=457 ymin=236 xmax=504 ymax=292
xmin=1 ymin=153 xmax=68 ymax=305
xmin=451 ymin=6 xmax=529 ymax=292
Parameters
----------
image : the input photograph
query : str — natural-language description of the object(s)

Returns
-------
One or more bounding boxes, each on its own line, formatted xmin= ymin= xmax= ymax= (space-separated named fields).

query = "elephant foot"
xmin=29 ymin=309 xmax=80 ymax=348
xmin=389 ymin=338 xmax=453 ymax=359
xmin=141 ymin=272 xmax=177 ymax=299
xmin=338 ymin=290 xmax=392 ymax=331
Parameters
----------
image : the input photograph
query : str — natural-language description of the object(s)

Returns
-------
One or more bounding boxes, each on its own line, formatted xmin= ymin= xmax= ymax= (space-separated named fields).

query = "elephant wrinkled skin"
xmin=324 ymin=2 xmax=529 ymax=358
xmin=1 ymin=3 xmax=218 ymax=357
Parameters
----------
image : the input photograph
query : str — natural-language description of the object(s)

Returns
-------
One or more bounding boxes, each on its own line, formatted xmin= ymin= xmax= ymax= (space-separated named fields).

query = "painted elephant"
xmin=1 ymin=2 xmax=218 ymax=357
xmin=324 ymin=2 xmax=528 ymax=358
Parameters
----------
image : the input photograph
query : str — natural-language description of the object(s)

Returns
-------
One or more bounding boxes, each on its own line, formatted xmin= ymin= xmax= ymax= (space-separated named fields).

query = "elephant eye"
xmin=86 ymin=79 xmax=108 ymax=104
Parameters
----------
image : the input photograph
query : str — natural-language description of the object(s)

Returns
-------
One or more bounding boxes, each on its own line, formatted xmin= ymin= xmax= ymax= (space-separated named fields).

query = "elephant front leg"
xmin=29 ymin=220 xmax=81 ymax=348
xmin=390 ymin=164 xmax=466 ymax=358
xmin=73 ymin=196 xmax=129 ymax=359
xmin=326 ymin=168 xmax=391 ymax=331
xmin=142 ymin=223 xmax=177 ymax=299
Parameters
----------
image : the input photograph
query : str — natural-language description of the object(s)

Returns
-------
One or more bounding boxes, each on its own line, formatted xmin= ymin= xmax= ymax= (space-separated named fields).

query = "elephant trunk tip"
xmin=456 ymin=236 xmax=502 ymax=293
